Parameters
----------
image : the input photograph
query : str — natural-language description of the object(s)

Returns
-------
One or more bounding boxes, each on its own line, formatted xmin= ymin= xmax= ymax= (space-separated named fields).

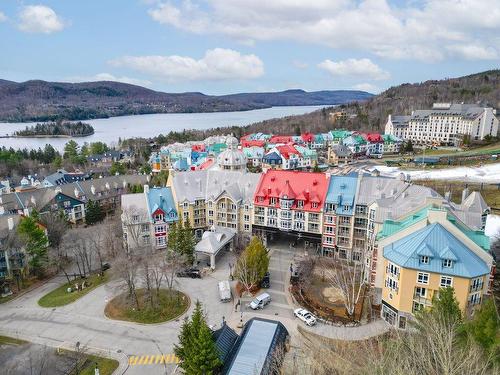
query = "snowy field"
xmin=372 ymin=163 xmax=500 ymax=184
xmin=486 ymin=214 xmax=500 ymax=241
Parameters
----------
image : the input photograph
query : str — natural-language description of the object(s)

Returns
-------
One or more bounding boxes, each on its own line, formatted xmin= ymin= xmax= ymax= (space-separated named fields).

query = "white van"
xmin=218 ymin=280 xmax=232 ymax=302
xmin=249 ymin=293 xmax=271 ymax=310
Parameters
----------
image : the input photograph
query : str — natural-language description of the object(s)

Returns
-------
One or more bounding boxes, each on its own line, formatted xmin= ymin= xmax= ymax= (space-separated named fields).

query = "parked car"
xmin=176 ymin=268 xmax=201 ymax=278
xmin=294 ymin=308 xmax=317 ymax=326
xmin=249 ymin=293 xmax=271 ymax=310
xmin=261 ymin=272 xmax=270 ymax=288
xmin=218 ymin=280 xmax=232 ymax=302
xmin=101 ymin=262 xmax=111 ymax=271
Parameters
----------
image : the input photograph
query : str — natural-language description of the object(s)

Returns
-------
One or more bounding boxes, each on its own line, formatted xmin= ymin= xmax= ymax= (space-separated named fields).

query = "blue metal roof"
xmin=325 ymin=174 xmax=358 ymax=215
xmin=146 ymin=187 xmax=178 ymax=222
xmin=383 ymin=223 xmax=489 ymax=278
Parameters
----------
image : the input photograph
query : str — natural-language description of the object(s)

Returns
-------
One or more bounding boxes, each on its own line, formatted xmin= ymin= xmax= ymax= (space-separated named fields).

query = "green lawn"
xmin=0 ymin=335 xmax=28 ymax=346
xmin=105 ymin=288 xmax=190 ymax=324
xmin=79 ymin=354 xmax=119 ymax=375
xmin=38 ymin=273 xmax=109 ymax=308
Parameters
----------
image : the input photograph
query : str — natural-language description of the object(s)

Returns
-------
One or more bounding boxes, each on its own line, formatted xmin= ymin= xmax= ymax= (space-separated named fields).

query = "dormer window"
xmin=258 ymin=196 xmax=264 ymax=203
xmin=297 ymin=200 xmax=304 ymax=209
xmin=420 ymin=256 xmax=429 ymax=264
xmin=343 ymin=205 xmax=349 ymax=211
xmin=312 ymin=202 xmax=318 ymax=208
xmin=442 ymin=259 xmax=453 ymax=268
xmin=270 ymin=197 xmax=277 ymax=205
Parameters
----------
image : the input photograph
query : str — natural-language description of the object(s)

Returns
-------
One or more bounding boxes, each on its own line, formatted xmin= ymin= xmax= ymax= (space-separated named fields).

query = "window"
xmin=420 ymin=256 xmax=429 ymax=264
xmin=412 ymin=301 xmax=424 ymax=313
xmin=208 ymin=210 xmax=214 ymax=217
xmin=297 ymin=200 xmax=304 ymax=208
xmin=143 ymin=234 xmax=150 ymax=244
xmin=470 ymin=277 xmax=483 ymax=293
xmin=339 ymin=249 xmax=347 ymax=259
xmin=311 ymin=202 xmax=318 ymax=208
xmin=352 ymin=252 xmax=361 ymax=261
xmin=183 ymin=202 xmax=189 ymax=209
xmin=64 ymin=200 xmax=71 ymax=208
xmin=156 ymin=236 xmax=166 ymax=247
xmin=132 ymin=214 xmax=139 ymax=223
xmin=343 ymin=205 xmax=350 ymax=211
xmin=442 ymin=259 xmax=453 ymax=268
xmin=155 ymin=225 xmax=166 ymax=233
xmin=415 ymin=287 xmax=426 ymax=297
xmin=469 ymin=293 xmax=481 ymax=306
xmin=270 ymin=197 xmax=277 ymax=205
xmin=244 ymin=224 xmax=250 ymax=231
xmin=258 ymin=196 xmax=264 ymax=203
xmin=417 ymin=272 xmax=429 ymax=284
xmin=244 ymin=215 xmax=250 ymax=222
xmin=440 ymin=276 xmax=453 ymax=288
xmin=154 ymin=214 xmax=164 ymax=222
xmin=385 ymin=277 xmax=398 ymax=292
xmin=141 ymin=224 xmax=149 ymax=233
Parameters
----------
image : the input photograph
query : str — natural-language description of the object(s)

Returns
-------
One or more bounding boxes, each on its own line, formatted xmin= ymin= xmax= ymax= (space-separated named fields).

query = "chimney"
xmin=144 ymin=185 xmax=150 ymax=194
xmin=461 ymin=187 xmax=470 ymax=203
xmin=8 ymin=217 xmax=14 ymax=231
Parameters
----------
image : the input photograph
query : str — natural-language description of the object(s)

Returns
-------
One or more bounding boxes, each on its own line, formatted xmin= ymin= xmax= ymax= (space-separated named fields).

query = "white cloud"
xmin=318 ymin=58 xmax=390 ymax=80
xmin=18 ymin=5 xmax=66 ymax=34
xmin=147 ymin=0 xmax=500 ymax=62
xmin=0 ymin=11 xmax=7 ymax=22
xmin=109 ymin=48 xmax=264 ymax=81
xmin=292 ymin=60 xmax=308 ymax=69
xmin=352 ymin=83 xmax=378 ymax=93
xmin=446 ymin=44 xmax=498 ymax=60
xmin=69 ymin=73 xmax=152 ymax=87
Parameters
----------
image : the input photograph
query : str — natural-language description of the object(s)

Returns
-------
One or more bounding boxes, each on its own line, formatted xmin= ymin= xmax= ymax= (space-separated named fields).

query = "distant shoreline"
xmin=0 ymin=133 xmax=93 ymax=139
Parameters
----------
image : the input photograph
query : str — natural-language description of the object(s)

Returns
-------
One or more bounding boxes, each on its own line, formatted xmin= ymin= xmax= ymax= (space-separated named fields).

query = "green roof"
xmin=377 ymin=205 xmax=490 ymax=252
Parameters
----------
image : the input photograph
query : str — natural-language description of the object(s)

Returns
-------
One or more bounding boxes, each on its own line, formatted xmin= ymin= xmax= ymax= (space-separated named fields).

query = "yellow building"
xmin=379 ymin=213 xmax=492 ymax=329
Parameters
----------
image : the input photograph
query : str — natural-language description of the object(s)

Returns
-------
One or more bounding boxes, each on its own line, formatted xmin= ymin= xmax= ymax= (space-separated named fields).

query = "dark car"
xmin=261 ymin=272 xmax=270 ymax=288
xmin=176 ymin=268 xmax=201 ymax=279
xmin=101 ymin=262 xmax=111 ymax=271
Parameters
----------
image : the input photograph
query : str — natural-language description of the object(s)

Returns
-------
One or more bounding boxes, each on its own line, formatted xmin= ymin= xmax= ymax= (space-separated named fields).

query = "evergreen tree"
xmin=404 ymin=140 xmax=414 ymax=153
xmin=312 ymin=162 xmax=321 ymax=173
xmin=17 ymin=216 xmax=48 ymax=278
xmin=180 ymin=219 xmax=196 ymax=264
xmin=174 ymin=301 xmax=221 ymax=375
xmin=235 ymin=236 xmax=270 ymax=288
xmin=110 ymin=161 xmax=126 ymax=175
xmin=464 ymin=299 xmax=500 ymax=361
xmin=63 ymin=140 xmax=79 ymax=160
xmin=85 ymin=200 xmax=104 ymax=225
xmin=167 ymin=221 xmax=181 ymax=254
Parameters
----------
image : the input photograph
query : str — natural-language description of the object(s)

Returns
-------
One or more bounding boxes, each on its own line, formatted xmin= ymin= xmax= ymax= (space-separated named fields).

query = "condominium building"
xmin=385 ymin=103 xmax=499 ymax=145
xmin=378 ymin=206 xmax=493 ymax=329
xmin=121 ymin=186 xmax=178 ymax=250
xmin=252 ymin=170 xmax=328 ymax=247
xmin=168 ymin=169 xmax=260 ymax=240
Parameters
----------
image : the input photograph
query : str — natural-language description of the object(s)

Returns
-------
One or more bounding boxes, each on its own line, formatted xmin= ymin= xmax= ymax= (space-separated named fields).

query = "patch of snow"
xmin=485 ymin=214 xmax=500 ymax=242
xmin=371 ymin=163 xmax=500 ymax=183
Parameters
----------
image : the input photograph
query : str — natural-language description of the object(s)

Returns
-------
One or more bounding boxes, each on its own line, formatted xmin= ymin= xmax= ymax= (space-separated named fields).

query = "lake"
xmin=0 ymin=105 xmax=325 ymax=151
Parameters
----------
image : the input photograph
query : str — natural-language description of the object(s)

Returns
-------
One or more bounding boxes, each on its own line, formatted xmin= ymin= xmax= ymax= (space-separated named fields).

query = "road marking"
xmin=128 ymin=354 xmax=180 ymax=366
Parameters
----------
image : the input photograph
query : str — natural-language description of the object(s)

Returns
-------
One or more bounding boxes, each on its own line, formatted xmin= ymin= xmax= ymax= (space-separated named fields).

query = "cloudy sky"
xmin=0 ymin=0 xmax=499 ymax=94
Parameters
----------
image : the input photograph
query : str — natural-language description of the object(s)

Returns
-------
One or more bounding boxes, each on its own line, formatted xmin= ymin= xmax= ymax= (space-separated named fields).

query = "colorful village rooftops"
xmin=360 ymin=132 xmax=383 ymax=143
xmin=254 ymin=170 xmax=328 ymax=212
xmin=276 ymin=144 xmax=300 ymax=159
xmin=383 ymin=222 xmax=490 ymax=278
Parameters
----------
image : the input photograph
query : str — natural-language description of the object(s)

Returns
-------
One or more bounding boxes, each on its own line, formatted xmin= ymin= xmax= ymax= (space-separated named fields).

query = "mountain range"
xmin=0 ymin=79 xmax=373 ymax=122
xmin=239 ymin=70 xmax=500 ymax=135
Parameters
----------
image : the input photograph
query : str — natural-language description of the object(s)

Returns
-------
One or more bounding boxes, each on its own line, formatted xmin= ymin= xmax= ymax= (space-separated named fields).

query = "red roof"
xmin=269 ymin=135 xmax=293 ymax=144
xmin=360 ymin=132 xmax=383 ymax=143
xmin=241 ymin=139 xmax=266 ymax=148
xmin=254 ymin=170 xmax=328 ymax=212
xmin=191 ymin=144 xmax=206 ymax=152
xmin=276 ymin=144 xmax=300 ymax=160
xmin=301 ymin=132 xmax=314 ymax=143
xmin=198 ymin=158 xmax=214 ymax=170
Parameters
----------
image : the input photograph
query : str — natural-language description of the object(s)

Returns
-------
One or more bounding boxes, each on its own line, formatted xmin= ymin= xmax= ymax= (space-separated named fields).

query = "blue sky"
xmin=0 ymin=1 xmax=499 ymax=95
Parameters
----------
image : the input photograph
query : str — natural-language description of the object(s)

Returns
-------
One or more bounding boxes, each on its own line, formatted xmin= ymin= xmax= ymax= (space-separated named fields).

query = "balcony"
xmin=413 ymin=294 xmax=433 ymax=307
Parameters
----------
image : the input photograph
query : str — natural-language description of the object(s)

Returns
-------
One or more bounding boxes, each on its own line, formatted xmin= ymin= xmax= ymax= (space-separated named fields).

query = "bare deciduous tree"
xmin=234 ymin=254 xmax=260 ymax=297
xmin=326 ymin=259 xmax=367 ymax=319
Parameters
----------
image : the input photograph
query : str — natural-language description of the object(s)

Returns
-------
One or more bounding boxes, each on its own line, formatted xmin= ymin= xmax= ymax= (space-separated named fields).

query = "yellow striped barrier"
xmin=128 ymin=354 xmax=180 ymax=366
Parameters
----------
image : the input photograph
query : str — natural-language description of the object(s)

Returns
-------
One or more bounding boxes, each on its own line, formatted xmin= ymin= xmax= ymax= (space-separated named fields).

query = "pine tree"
xmin=17 ymin=215 xmax=48 ymax=278
xmin=174 ymin=301 xmax=221 ymax=375
xmin=464 ymin=299 xmax=500 ymax=360
xmin=168 ymin=221 xmax=181 ymax=254
xmin=180 ymin=219 xmax=196 ymax=264
xmin=85 ymin=200 xmax=104 ymax=225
